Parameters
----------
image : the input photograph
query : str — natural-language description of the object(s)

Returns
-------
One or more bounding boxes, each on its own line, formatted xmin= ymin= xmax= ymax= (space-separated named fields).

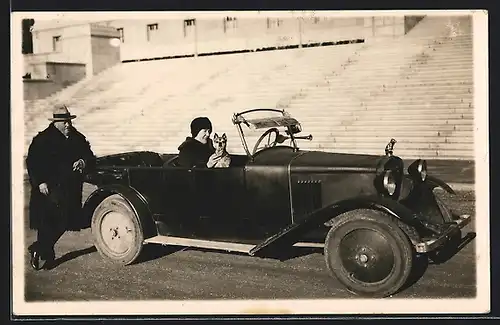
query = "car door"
xmin=191 ymin=166 xmax=259 ymax=243
xmin=128 ymin=166 xmax=198 ymax=238
xmin=159 ymin=167 xmax=199 ymax=237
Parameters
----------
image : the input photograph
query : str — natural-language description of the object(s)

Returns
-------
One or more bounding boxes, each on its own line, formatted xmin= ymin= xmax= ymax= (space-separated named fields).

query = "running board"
xmin=144 ymin=236 xmax=254 ymax=253
xmin=144 ymin=235 xmax=324 ymax=254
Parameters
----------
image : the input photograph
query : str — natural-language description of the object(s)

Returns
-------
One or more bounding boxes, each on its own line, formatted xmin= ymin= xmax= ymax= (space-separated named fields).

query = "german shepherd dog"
xmin=209 ymin=133 xmax=231 ymax=168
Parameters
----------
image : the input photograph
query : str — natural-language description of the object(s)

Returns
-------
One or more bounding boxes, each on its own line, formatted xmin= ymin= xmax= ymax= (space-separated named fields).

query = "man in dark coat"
xmin=26 ymin=105 xmax=96 ymax=270
xmin=178 ymin=117 xmax=217 ymax=168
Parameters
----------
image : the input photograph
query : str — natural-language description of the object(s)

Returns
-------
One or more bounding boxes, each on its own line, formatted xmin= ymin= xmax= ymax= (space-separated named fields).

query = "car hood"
xmin=289 ymin=150 xmax=386 ymax=173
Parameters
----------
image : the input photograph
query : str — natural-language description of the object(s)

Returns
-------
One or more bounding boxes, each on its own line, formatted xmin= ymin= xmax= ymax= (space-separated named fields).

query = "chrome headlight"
xmin=408 ymin=159 xmax=427 ymax=182
xmin=383 ymin=170 xmax=397 ymax=196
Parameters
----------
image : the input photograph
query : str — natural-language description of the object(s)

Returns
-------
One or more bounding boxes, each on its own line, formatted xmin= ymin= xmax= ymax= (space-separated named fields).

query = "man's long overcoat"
xmin=26 ymin=123 xmax=96 ymax=231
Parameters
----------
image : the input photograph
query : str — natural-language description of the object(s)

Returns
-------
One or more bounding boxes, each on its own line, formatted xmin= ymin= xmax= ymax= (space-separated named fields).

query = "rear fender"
xmin=82 ymin=184 xmax=158 ymax=239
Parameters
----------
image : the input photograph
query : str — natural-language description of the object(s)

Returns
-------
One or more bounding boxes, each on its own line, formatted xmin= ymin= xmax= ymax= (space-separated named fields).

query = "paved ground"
xmin=22 ymin=182 xmax=477 ymax=301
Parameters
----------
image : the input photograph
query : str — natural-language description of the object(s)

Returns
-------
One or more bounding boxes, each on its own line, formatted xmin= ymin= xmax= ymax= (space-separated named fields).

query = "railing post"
xmin=372 ymin=16 xmax=376 ymax=37
xmin=298 ymin=17 xmax=303 ymax=48
xmin=194 ymin=19 xmax=198 ymax=58
xmin=393 ymin=16 xmax=396 ymax=38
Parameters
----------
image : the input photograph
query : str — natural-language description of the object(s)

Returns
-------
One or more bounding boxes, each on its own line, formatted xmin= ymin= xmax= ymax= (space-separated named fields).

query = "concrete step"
xmin=306 ymin=129 xmax=471 ymax=138
xmin=354 ymin=57 xmax=473 ymax=68
xmin=311 ymin=81 xmax=473 ymax=92
xmin=296 ymin=146 xmax=474 ymax=160
xmin=178 ymin=88 xmax=474 ymax=103
xmin=323 ymin=135 xmax=474 ymax=144
xmin=302 ymin=86 xmax=473 ymax=97
xmin=292 ymin=108 xmax=473 ymax=117
xmin=326 ymin=123 xmax=473 ymax=132
xmin=382 ymin=80 xmax=472 ymax=88
xmin=328 ymin=70 xmax=472 ymax=82
xmin=289 ymin=98 xmax=473 ymax=107
xmin=231 ymin=67 xmax=439 ymax=82
xmin=353 ymin=44 xmax=472 ymax=58
xmin=299 ymin=114 xmax=474 ymax=124
xmin=205 ymin=83 xmax=474 ymax=98
xmin=328 ymin=120 xmax=472 ymax=129
xmin=324 ymin=65 xmax=473 ymax=78
xmin=324 ymin=76 xmax=472 ymax=88
xmin=309 ymin=141 xmax=474 ymax=151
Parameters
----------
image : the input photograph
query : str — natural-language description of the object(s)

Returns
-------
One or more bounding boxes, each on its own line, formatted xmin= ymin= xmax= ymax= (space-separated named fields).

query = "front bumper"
xmin=414 ymin=214 xmax=472 ymax=253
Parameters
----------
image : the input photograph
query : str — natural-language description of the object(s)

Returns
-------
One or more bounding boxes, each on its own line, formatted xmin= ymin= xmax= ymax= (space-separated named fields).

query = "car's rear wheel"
xmin=91 ymin=194 xmax=144 ymax=265
xmin=324 ymin=209 xmax=414 ymax=298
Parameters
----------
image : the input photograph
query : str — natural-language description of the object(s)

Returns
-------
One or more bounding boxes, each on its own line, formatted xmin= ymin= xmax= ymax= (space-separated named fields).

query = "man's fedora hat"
xmin=48 ymin=105 xmax=77 ymax=121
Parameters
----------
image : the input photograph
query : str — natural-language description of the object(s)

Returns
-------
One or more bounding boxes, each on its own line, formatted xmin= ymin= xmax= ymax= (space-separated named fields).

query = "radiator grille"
xmin=292 ymin=180 xmax=322 ymax=221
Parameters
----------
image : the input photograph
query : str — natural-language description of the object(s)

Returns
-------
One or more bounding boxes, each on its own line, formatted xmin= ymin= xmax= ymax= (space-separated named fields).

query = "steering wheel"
xmin=252 ymin=128 xmax=280 ymax=155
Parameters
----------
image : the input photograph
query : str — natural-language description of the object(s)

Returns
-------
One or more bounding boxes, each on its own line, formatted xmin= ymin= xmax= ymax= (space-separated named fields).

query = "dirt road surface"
xmin=22 ymin=183 xmax=477 ymax=301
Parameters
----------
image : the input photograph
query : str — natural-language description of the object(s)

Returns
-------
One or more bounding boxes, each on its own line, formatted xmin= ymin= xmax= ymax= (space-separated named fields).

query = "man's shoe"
xmin=28 ymin=249 xmax=41 ymax=271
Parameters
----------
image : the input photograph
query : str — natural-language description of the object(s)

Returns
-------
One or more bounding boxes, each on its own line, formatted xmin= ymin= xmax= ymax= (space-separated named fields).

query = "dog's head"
xmin=213 ymin=133 xmax=227 ymax=152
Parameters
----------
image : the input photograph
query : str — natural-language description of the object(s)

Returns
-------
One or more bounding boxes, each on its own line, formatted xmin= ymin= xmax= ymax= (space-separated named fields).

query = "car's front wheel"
xmin=91 ymin=194 xmax=144 ymax=265
xmin=324 ymin=209 xmax=414 ymax=298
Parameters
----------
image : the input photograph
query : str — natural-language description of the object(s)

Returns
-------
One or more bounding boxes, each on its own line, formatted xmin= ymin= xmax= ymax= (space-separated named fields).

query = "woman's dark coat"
xmin=177 ymin=137 xmax=214 ymax=168
xmin=26 ymin=123 xmax=96 ymax=231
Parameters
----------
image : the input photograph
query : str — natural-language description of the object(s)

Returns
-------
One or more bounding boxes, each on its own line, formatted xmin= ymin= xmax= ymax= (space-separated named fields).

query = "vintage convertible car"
xmin=82 ymin=108 xmax=471 ymax=298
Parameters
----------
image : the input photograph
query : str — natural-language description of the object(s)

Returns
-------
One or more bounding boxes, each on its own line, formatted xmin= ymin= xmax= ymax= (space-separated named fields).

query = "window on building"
xmin=147 ymin=23 xmax=159 ymax=42
xmin=382 ymin=17 xmax=394 ymax=26
xmin=117 ymin=28 xmax=124 ymax=43
xmin=183 ymin=19 xmax=196 ymax=37
xmin=266 ymin=18 xmax=283 ymax=29
xmin=52 ymin=35 xmax=61 ymax=52
xmin=223 ymin=17 xmax=238 ymax=33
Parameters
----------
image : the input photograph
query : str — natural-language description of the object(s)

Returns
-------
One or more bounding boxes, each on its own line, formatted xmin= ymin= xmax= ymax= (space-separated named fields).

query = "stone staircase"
xmin=281 ymin=15 xmax=474 ymax=159
xmin=24 ymin=56 xmax=236 ymax=152
xmin=23 ymin=15 xmax=474 ymax=161
xmin=70 ymin=43 xmax=364 ymax=156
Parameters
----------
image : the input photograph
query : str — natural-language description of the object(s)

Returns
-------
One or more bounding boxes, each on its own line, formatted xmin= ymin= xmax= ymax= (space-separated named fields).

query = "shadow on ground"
xmin=131 ymin=244 xmax=186 ymax=265
xmin=254 ymin=245 xmax=324 ymax=261
xmin=45 ymin=246 xmax=97 ymax=270
xmin=398 ymin=231 xmax=476 ymax=295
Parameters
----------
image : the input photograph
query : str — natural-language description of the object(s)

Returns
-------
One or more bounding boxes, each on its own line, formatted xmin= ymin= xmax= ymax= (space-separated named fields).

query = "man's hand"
xmin=72 ymin=159 xmax=85 ymax=173
xmin=39 ymin=183 xmax=49 ymax=195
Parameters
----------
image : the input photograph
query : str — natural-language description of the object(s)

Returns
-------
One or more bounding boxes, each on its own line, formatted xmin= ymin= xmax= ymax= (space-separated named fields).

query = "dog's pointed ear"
xmin=214 ymin=133 xmax=219 ymax=140
xmin=222 ymin=133 xmax=227 ymax=140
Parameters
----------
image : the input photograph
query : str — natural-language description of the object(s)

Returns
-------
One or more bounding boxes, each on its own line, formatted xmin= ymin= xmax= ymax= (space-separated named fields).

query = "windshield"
xmin=233 ymin=109 xmax=311 ymax=156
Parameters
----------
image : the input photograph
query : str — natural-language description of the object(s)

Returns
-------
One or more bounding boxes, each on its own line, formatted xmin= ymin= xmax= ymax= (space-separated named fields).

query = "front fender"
xmin=426 ymin=175 xmax=456 ymax=195
xmin=404 ymin=173 xmax=456 ymax=195
xmin=249 ymin=195 xmax=422 ymax=256
xmin=322 ymin=195 xmax=423 ymax=244
xmin=82 ymin=184 xmax=158 ymax=239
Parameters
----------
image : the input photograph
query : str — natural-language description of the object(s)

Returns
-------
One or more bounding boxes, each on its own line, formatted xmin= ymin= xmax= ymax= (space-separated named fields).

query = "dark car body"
xmin=82 ymin=108 xmax=471 ymax=297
